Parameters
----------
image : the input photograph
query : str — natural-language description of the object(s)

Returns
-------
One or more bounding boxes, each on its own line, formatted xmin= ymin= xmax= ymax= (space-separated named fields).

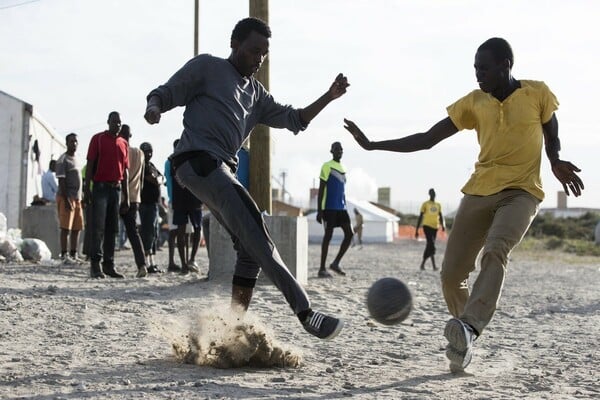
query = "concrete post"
xmin=21 ymin=205 xmax=60 ymax=258
xmin=207 ymin=214 xmax=308 ymax=285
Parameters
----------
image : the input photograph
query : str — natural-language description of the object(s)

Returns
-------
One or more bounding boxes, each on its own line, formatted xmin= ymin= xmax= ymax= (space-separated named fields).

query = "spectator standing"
xmin=352 ymin=208 xmax=364 ymax=248
xmin=164 ymin=140 xmax=181 ymax=272
xmin=316 ymin=142 xmax=353 ymax=277
xmin=55 ymin=133 xmax=84 ymax=263
xmin=41 ymin=160 xmax=58 ymax=203
xmin=139 ymin=142 xmax=163 ymax=273
xmin=118 ymin=125 xmax=148 ymax=278
xmin=84 ymin=111 xmax=129 ymax=279
xmin=171 ymin=153 xmax=203 ymax=275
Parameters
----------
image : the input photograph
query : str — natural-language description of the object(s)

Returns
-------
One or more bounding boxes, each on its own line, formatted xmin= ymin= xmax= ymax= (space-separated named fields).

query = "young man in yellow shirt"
xmin=344 ymin=37 xmax=584 ymax=372
xmin=415 ymin=188 xmax=445 ymax=271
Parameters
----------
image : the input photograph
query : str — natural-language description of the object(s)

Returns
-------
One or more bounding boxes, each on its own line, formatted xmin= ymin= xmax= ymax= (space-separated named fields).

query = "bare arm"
xmin=415 ymin=212 xmax=424 ymax=238
xmin=344 ymin=117 xmax=459 ymax=152
xmin=542 ymin=113 xmax=584 ymax=197
xmin=298 ymin=73 xmax=349 ymax=125
xmin=316 ymin=179 xmax=326 ymax=224
xmin=83 ymin=159 xmax=97 ymax=205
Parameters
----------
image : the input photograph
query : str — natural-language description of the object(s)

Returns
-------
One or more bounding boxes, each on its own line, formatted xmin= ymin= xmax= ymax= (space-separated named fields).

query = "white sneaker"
xmin=61 ymin=254 xmax=77 ymax=265
xmin=70 ymin=254 xmax=86 ymax=264
xmin=444 ymin=318 xmax=476 ymax=372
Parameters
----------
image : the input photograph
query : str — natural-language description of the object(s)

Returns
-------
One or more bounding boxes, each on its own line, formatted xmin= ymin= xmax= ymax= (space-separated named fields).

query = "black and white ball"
xmin=366 ymin=277 xmax=413 ymax=325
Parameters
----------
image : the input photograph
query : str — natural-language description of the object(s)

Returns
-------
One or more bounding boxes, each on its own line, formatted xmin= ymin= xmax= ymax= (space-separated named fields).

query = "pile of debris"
xmin=0 ymin=213 xmax=53 ymax=263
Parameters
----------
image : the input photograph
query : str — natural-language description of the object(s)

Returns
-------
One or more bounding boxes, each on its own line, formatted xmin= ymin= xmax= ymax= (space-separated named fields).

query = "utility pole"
xmin=194 ymin=0 xmax=199 ymax=56
xmin=280 ymin=170 xmax=287 ymax=202
xmin=248 ymin=0 xmax=271 ymax=213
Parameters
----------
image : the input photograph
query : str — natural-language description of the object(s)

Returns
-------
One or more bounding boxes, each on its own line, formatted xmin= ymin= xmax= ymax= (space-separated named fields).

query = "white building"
xmin=306 ymin=198 xmax=400 ymax=243
xmin=0 ymin=90 xmax=65 ymax=228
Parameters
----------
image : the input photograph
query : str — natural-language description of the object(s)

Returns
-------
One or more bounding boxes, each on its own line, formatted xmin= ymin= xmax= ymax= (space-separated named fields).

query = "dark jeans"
xmin=120 ymin=202 xmax=146 ymax=267
xmin=82 ymin=204 xmax=93 ymax=256
xmin=139 ymin=203 xmax=158 ymax=253
xmin=90 ymin=183 xmax=120 ymax=265
xmin=422 ymin=225 xmax=438 ymax=259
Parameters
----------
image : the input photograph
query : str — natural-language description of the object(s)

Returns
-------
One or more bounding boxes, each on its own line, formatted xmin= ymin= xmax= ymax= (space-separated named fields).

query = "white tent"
xmin=0 ymin=90 xmax=65 ymax=228
xmin=306 ymin=198 xmax=400 ymax=243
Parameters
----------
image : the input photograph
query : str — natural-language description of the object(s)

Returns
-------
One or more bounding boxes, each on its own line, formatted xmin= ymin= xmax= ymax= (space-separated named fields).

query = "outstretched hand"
xmin=551 ymin=160 xmax=584 ymax=196
xmin=328 ymin=73 xmax=350 ymax=100
xmin=343 ymin=118 xmax=372 ymax=150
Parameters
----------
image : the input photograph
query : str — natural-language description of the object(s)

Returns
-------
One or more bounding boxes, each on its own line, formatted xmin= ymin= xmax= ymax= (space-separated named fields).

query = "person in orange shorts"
xmin=55 ymin=133 xmax=84 ymax=264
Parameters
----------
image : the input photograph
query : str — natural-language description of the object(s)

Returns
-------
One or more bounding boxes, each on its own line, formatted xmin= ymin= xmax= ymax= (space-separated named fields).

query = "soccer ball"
xmin=366 ymin=277 xmax=412 ymax=325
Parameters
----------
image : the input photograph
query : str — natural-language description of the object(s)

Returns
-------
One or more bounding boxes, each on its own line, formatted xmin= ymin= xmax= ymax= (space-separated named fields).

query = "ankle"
xmin=297 ymin=309 xmax=312 ymax=323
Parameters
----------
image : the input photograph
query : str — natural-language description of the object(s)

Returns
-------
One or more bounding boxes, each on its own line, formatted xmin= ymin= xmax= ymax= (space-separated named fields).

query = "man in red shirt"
xmin=83 ymin=111 xmax=130 ymax=278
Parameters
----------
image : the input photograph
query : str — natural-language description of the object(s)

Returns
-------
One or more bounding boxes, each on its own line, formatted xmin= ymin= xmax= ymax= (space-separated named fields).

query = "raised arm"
xmin=542 ymin=113 xmax=584 ymax=197
xmin=298 ymin=73 xmax=349 ymax=125
xmin=344 ymin=117 xmax=459 ymax=152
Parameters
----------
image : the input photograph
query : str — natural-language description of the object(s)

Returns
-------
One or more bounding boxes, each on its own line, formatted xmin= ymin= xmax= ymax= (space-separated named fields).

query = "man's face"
xmin=67 ymin=136 xmax=78 ymax=153
xmin=143 ymin=148 xmax=153 ymax=161
xmin=474 ymin=49 xmax=507 ymax=93
xmin=331 ymin=143 xmax=343 ymax=161
xmin=107 ymin=113 xmax=122 ymax=135
xmin=231 ymin=30 xmax=269 ymax=77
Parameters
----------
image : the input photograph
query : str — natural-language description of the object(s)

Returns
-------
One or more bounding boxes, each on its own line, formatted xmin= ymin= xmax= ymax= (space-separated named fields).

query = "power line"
xmin=0 ymin=0 xmax=40 ymax=10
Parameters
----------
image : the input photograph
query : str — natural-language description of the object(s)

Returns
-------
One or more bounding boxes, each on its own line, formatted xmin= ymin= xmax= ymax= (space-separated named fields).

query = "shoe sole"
xmin=444 ymin=319 xmax=473 ymax=371
xmin=446 ymin=346 xmax=473 ymax=372
xmin=444 ymin=318 xmax=470 ymax=352
xmin=323 ymin=319 xmax=344 ymax=340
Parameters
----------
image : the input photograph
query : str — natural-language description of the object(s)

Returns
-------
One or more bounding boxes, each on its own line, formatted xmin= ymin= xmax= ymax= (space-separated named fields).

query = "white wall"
xmin=0 ymin=91 xmax=65 ymax=228
xmin=0 ymin=92 xmax=26 ymax=228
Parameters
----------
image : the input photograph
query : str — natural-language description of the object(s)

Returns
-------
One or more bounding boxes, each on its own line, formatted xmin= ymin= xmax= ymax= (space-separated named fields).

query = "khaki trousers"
xmin=441 ymin=189 xmax=540 ymax=335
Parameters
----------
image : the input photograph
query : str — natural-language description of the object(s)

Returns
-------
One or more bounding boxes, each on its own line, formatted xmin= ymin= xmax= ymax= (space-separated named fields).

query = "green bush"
xmin=528 ymin=212 xmax=599 ymax=241
xmin=545 ymin=236 xmax=564 ymax=250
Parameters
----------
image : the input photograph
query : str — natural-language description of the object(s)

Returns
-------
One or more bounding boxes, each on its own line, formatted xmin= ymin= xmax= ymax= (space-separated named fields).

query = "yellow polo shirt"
xmin=420 ymin=200 xmax=442 ymax=229
xmin=447 ymin=80 xmax=558 ymax=201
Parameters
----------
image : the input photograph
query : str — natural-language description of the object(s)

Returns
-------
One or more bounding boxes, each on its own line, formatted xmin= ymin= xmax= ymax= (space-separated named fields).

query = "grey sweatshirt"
xmin=148 ymin=54 xmax=307 ymax=168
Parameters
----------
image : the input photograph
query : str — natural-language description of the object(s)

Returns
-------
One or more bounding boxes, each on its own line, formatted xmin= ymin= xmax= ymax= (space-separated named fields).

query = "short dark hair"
xmin=120 ymin=124 xmax=131 ymax=138
xmin=108 ymin=111 xmax=120 ymax=119
xmin=231 ymin=17 xmax=271 ymax=42
xmin=140 ymin=142 xmax=152 ymax=152
xmin=65 ymin=132 xmax=77 ymax=144
xmin=478 ymin=38 xmax=514 ymax=67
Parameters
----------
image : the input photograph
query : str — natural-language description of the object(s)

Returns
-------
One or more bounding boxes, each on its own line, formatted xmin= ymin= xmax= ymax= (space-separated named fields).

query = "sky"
xmin=2 ymin=0 xmax=599 ymax=214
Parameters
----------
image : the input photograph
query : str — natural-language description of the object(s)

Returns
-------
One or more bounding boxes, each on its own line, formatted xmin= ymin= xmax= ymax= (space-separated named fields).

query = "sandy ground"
xmin=1 ymin=239 xmax=598 ymax=400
